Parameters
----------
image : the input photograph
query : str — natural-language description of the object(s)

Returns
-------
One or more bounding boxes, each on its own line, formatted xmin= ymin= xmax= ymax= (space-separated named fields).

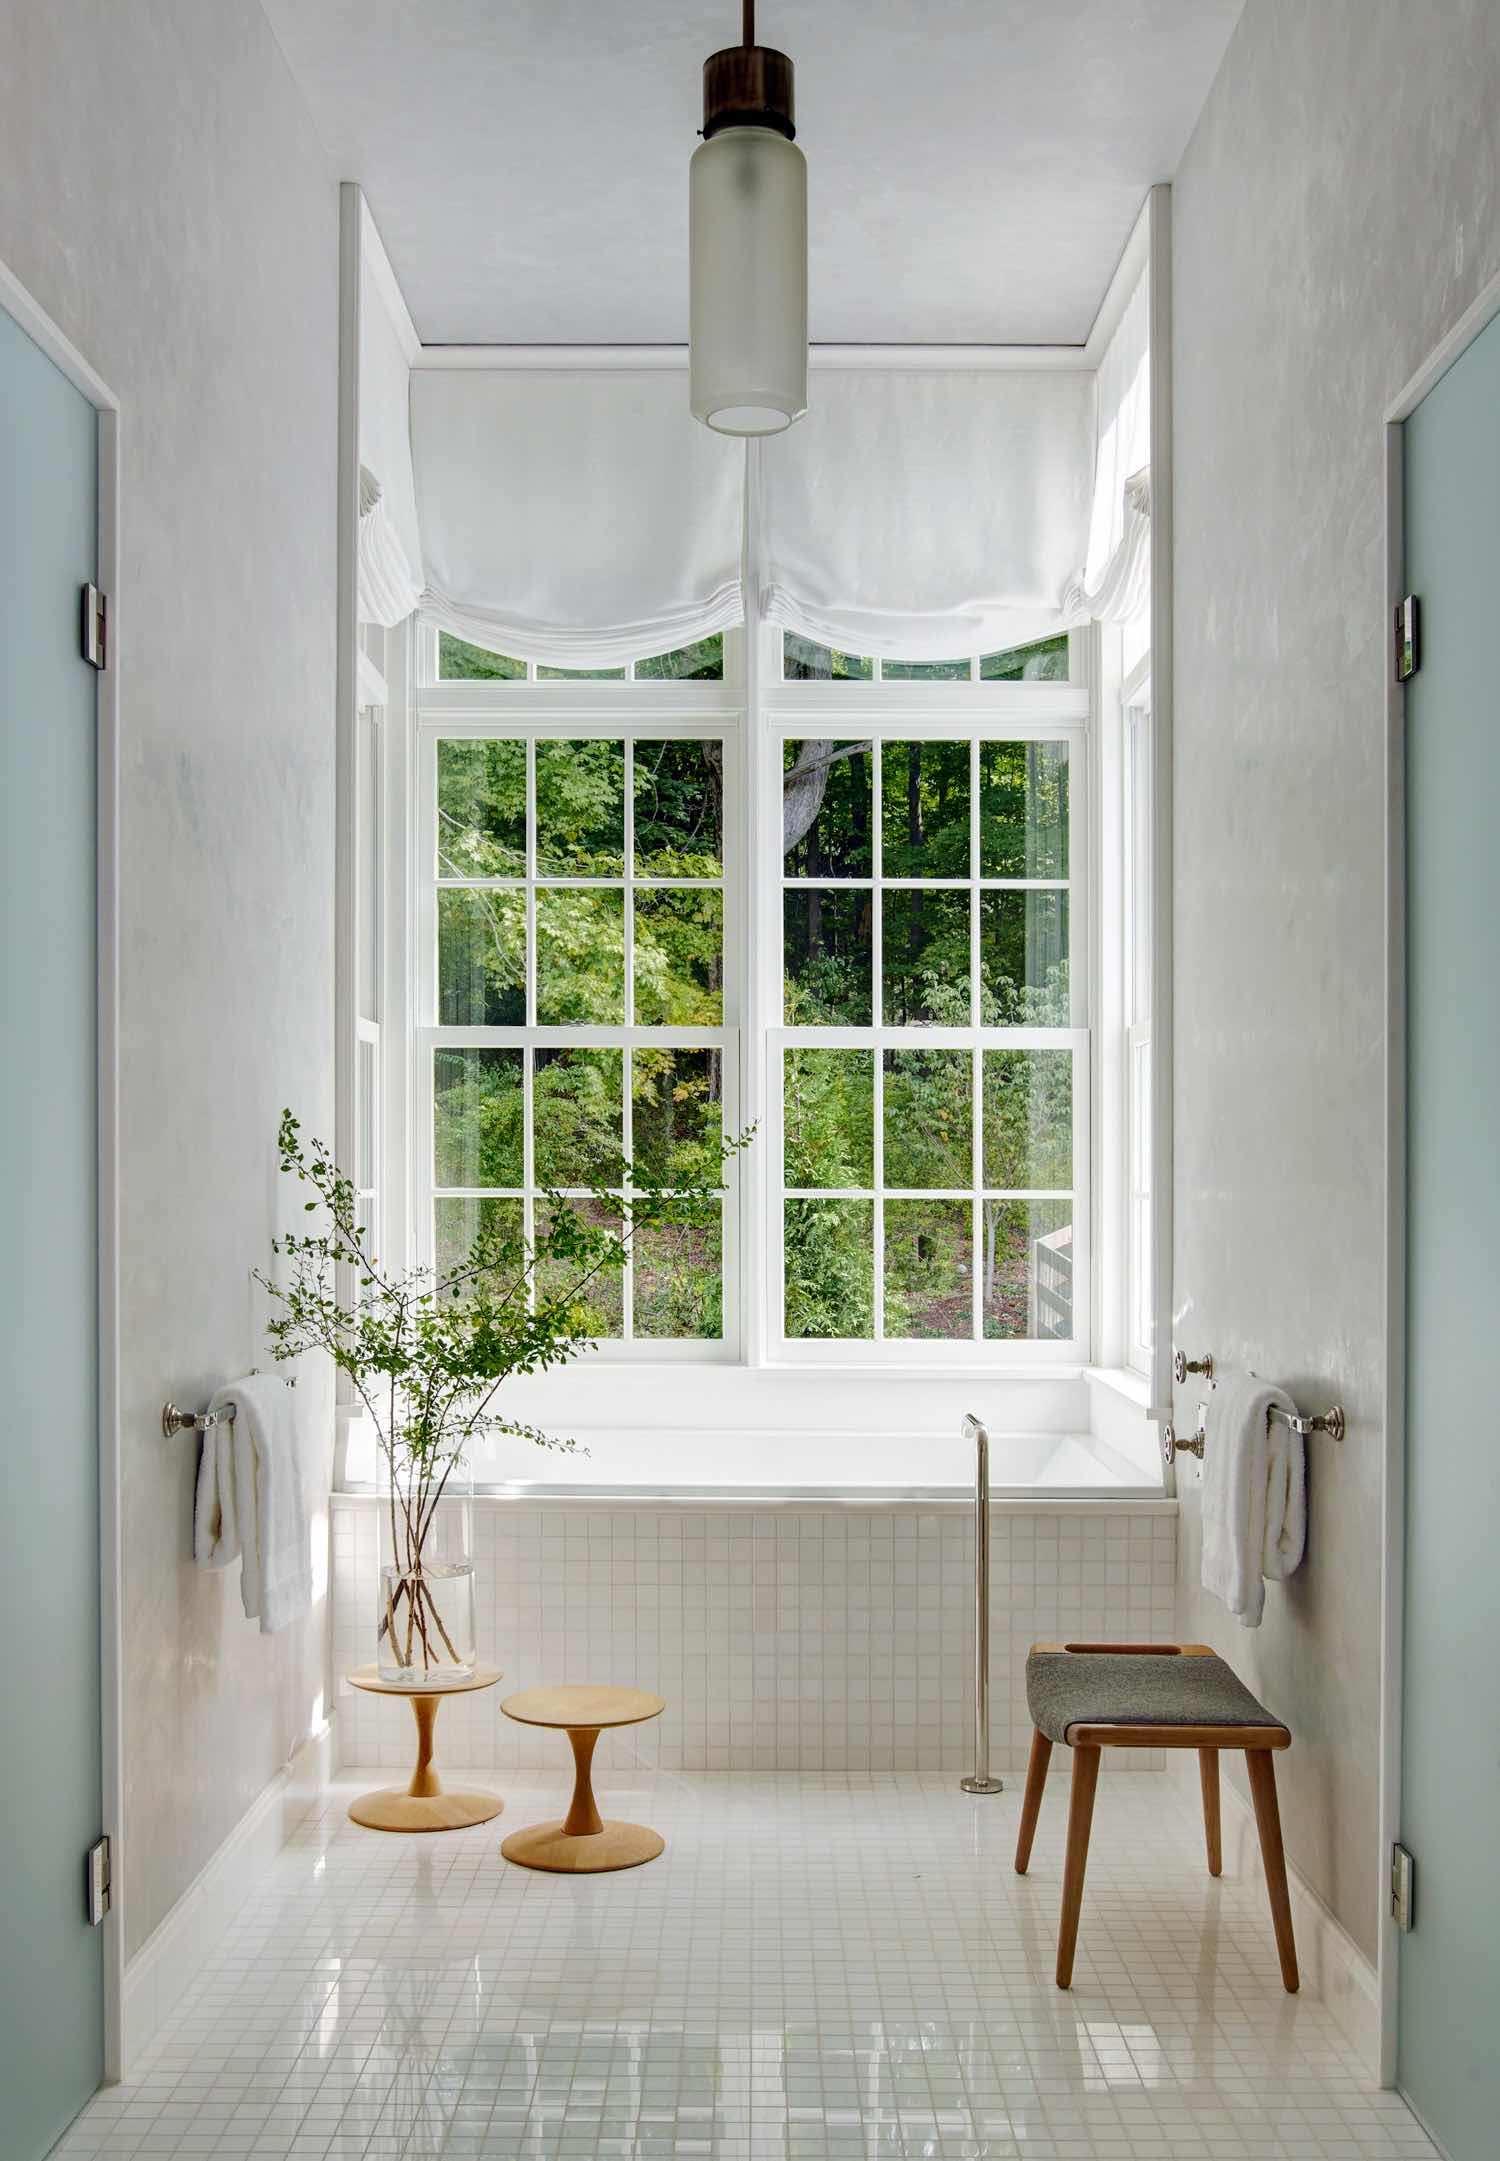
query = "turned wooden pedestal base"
xmin=499 ymin=1685 xmax=666 ymax=1873
xmin=346 ymin=1665 xmax=504 ymax=1833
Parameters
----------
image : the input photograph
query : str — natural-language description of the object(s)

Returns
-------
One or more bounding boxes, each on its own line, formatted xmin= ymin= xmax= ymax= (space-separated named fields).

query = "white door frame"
xmin=1379 ymin=258 xmax=1500 ymax=2090
xmin=0 ymin=256 xmax=124 ymax=2085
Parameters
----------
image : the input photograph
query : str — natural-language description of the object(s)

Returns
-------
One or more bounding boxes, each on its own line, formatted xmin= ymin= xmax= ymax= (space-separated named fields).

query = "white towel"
xmin=1200 ymin=1372 xmax=1306 ymax=1627
xmin=192 ymin=1374 xmax=312 ymax=1635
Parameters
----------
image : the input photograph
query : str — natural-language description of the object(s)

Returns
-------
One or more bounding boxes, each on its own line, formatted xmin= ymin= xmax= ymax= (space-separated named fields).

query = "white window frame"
xmin=761 ymin=649 xmax=1091 ymax=1366
xmin=409 ymin=624 xmax=746 ymax=1360
xmin=386 ymin=613 xmax=1108 ymax=1388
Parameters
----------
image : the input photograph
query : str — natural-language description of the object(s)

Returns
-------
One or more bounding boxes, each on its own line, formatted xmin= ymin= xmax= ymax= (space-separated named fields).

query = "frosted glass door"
xmin=1400 ymin=304 xmax=1500 ymax=2158
xmin=0 ymin=303 xmax=104 ymax=2153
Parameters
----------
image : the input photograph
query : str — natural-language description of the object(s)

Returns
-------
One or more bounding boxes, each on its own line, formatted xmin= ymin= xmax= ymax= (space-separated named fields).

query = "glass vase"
xmin=375 ymin=1456 xmax=477 ymax=1687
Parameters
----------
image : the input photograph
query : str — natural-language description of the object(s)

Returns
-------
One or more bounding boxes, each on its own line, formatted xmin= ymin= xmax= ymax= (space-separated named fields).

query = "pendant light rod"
xmin=743 ymin=0 xmax=754 ymax=48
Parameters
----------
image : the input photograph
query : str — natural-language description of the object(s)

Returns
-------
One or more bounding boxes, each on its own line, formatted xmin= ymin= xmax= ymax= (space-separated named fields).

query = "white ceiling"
xmin=263 ymin=0 xmax=1242 ymax=347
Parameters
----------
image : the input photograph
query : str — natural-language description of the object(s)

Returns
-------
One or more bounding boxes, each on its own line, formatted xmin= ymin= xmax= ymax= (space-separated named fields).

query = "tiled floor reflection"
xmin=59 ymin=1771 xmax=1434 ymax=2158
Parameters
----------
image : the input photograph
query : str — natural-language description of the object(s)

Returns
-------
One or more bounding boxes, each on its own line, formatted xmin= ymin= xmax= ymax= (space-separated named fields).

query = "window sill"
xmin=1083 ymin=1364 xmax=1164 ymax=1482
xmin=1084 ymin=1364 xmax=1153 ymax=1411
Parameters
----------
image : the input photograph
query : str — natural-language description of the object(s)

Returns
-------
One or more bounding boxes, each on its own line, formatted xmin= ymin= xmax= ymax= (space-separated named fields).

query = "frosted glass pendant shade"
xmin=690 ymin=126 xmax=808 ymax=436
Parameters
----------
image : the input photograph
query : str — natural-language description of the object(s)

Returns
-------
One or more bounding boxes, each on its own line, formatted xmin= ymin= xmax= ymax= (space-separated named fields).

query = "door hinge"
xmin=1394 ymin=595 xmax=1419 ymax=683
xmin=1391 ymin=1841 xmax=1415 ymax=1932
xmin=81 ymin=582 xmax=108 ymax=671
xmin=86 ymin=1835 xmax=111 ymax=1926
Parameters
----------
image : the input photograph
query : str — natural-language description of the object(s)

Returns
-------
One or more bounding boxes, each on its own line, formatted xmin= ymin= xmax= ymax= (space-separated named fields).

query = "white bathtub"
xmin=466 ymin=1423 xmax=1156 ymax=1501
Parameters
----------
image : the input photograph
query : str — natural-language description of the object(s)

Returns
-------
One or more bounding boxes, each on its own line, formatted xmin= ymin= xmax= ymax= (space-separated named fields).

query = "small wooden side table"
xmin=500 ymin=1684 xmax=666 ymax=1872
xmin=346 ymin=1664 xmax=504 ymax=1832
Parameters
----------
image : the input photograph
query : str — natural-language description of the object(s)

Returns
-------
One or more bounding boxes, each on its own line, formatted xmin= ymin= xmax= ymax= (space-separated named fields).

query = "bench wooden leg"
xmin=1055 ymin=1743 xmax=1100 ymax=1988
xmin=1014 ymin=1729 xmax=1052 ymax=1874
xmin=1245 ymin=1748 xmax=1299 ymax=1993
xmin=1199 ymin=1747 xmax=1222 ymax=1877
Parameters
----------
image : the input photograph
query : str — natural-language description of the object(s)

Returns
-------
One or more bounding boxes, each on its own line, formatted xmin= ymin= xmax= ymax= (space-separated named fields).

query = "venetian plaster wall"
xmin=0 ymin=0 xmax=338 ymax=1957
xmin=1170 ymin=0 xmax=1500 ymax=1960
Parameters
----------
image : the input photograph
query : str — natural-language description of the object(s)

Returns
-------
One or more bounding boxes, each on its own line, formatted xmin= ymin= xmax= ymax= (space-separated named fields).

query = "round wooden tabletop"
xmin=347 ymin=1663 xmax=502 ymax=1698
xmin=501 ymin=1684 xmax=665 ymax=1730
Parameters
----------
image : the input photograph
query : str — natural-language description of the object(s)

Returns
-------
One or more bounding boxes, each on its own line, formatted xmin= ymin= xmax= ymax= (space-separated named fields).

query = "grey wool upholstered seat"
xmin=1025 ymin=1648 xmax=1287 ymax=1745
xmin=1013 ymin=1642 xmax=1298 ymax=1996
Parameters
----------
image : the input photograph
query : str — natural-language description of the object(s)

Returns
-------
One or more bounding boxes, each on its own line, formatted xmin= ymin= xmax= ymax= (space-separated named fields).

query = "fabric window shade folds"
xmin=412 ymin=369 xmax=746 ymax=667
xmin=758 ymin=368 xmax=1096 ymax=661
xmin=406 ymin=337 xmax=1149 ymax=663
xmin=1064 ymin=271 xmax=1151 ymax=626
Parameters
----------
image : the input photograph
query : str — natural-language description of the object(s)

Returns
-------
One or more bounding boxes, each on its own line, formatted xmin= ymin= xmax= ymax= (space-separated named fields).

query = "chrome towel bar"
xmin=1164 ymin=1396 xmax=1345 ymax=1464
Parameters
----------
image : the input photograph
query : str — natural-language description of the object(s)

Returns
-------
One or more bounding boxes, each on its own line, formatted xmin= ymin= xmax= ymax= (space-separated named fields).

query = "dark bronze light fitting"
xmin=701 ymin=0 xmax=796 ymax=140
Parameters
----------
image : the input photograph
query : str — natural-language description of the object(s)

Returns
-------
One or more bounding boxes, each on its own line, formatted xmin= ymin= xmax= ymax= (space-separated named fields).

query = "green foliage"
xmin=635 ymin=740 xmax=723 ymax=873
xmin=536 ymin=739 xmax=624 ymax=875
xmin=782 ymin=634 xmax=872 ymax=681
xmin=632 ymin=635 xmax=724 ymax=681
xmin=438 ymin=739 xmax=526 ymax=877
xmin=979 ymin=634 xmax=1070 ymax=682
xmin=437 ymin=633 xmax=724 ymax=682
xmin=434 ymin=1048 xmax=523 ymax=1187
xmin=979 ymin=741 xmax=1068 ymax=877
xmin=884 ymin=1199 xmax=972 ymax=1339
xmin=783 ymin=1049 xmax=873 ymax=1188
xmin=884 ymin=1050 xmax=971 ymax=1188
xmin=437 ymin=736 xmax=724 ymax=1028
xmin=259 ymin=1109 xmax=748 ymax=1476
xmin=438 ymin=634 xmax=525 ymax=681
xmin=783 ymin=1200 xmax=874 ymax=1339
xmin=881 ymin=740 xmax=970 ymax=877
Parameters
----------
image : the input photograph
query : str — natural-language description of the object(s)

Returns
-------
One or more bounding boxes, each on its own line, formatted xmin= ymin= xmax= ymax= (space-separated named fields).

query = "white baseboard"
xmin=120 ymin=1717 xmax=334 ymax=2075
xmin=1173 ymin=1754 xmax=1381 ymax=2081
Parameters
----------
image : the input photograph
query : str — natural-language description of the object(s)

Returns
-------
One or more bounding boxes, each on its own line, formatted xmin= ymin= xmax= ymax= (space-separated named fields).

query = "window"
xmin=402 ymin=617 xmax=1095 ymax=1370
xmin=782 ymin=632 xmax=1070 ymax=685
xmin=770 ymin=638 xmax=1088 ymax=1358
xmin=439 ymin=631 xmax=725 ymax=683
xmin=416 ymin=692 xmax=739 ymax=1352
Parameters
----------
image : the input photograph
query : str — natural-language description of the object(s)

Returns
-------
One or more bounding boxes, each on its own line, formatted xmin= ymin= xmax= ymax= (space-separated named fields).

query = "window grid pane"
xmin=775 ymin=723 xmax=1079 ymax=1348
xmin=428 ymin=730 xmax=732 ymax=1348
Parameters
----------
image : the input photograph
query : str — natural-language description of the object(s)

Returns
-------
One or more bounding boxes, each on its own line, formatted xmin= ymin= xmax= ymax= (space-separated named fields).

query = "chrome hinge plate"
xmin=82 ymin=582 xmax=108 ymax=670
xmin=1394 ymin=595 xmax=1419 ymax=683
xmin=1391 ymin=1841 xmax=1415 ymax=1932
xmin=86 ymin=1835 xmax=111 ymax=1926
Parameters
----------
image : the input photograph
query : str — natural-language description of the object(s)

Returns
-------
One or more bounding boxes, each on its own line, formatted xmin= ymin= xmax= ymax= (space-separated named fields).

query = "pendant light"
xmin=689 ymin=0 xmax=808 ymax=436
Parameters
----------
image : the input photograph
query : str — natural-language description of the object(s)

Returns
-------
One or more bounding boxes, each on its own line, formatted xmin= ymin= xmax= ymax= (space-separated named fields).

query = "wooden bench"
xmin=1015 ymin=1641 xmax=1298 ymax=1993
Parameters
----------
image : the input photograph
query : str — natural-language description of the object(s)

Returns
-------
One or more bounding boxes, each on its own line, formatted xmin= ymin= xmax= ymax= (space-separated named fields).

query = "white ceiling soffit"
xmin=264 ymin=0 xmax=1242 ymax=348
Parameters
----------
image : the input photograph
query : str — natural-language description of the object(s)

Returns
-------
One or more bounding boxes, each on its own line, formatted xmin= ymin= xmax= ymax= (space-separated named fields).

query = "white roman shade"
xmin=358 ymin=467 xmax=422 ymax=629
xmin=411 ymin=369 xmax=745 ymax=667
xmin=1063 ymin=272 xmax=1151 ymax=624
xmin=758 ymin=369 xmax=1096 ymax=661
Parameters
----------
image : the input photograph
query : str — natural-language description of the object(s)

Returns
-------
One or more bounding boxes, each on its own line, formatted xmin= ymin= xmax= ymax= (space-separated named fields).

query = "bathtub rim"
xmin=332 ymin=1485 xmax=1175 ymax=1514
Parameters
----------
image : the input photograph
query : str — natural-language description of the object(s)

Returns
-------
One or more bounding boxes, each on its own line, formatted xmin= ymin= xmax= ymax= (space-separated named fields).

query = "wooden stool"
xmin=500 ymin=1685 xmax=665 ymax=1873
xmin=346 ymin=1664 xmax=504 ymax=1832
xmin=1015 ymin=1641 xmax=1298 ymax=1993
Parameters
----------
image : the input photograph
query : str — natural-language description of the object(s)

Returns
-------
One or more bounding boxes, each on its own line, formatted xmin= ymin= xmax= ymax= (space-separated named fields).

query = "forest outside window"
xmin=417 ymin=716 xmax=738 ymax=1350
xmin=772 ymin=711 xmax=1087 ymax=1356
xmin=408 ymin=618 xmax=1093 ymax=1369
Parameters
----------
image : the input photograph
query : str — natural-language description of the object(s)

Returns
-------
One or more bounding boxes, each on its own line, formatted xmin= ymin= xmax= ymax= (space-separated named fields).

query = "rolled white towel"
xmin=192 ymin=1375 xmax=311 ymax=1635
xmin=1200 ymin=1372 xmax=1305 ymax=1627
xmin=193 ymin=1402 xmax=241 ymax=1571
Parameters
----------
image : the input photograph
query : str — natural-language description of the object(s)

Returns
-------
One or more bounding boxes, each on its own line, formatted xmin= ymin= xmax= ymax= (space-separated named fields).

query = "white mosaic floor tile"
xmin=59 ymin=1771 xmax=1433 ymax=2160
